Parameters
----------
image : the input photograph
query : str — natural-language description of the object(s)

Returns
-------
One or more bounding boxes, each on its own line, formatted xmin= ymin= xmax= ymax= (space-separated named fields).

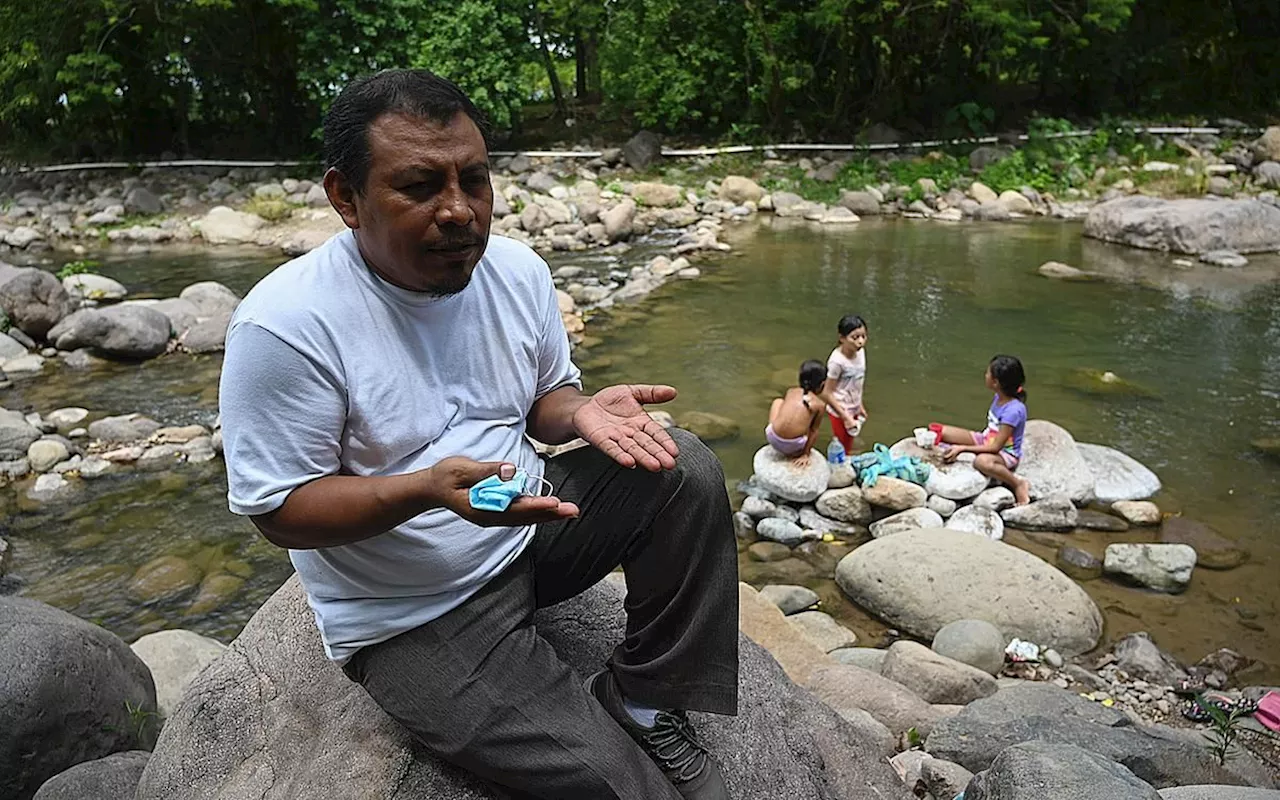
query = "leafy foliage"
xmin=0 ymin=0 xmax=1276 ymax=159
xmin=56 ymin=259 xmax=101 ymax=280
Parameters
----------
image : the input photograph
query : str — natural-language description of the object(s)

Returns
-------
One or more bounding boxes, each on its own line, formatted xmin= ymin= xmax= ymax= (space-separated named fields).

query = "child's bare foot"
xmin=1014 ymin=478 xmax=1031 ymax=506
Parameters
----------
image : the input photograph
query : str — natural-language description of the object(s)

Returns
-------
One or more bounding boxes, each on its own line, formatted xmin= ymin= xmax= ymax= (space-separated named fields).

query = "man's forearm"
xmin=251 ymin=471 xmax=438 ymax=550
xmin=527 ymin=385 xmax=591 ymax=444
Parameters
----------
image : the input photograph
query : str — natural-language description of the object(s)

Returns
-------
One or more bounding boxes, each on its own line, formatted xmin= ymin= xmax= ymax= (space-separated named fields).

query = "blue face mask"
xmin=468 ymin=469 xmax=554 ymax=513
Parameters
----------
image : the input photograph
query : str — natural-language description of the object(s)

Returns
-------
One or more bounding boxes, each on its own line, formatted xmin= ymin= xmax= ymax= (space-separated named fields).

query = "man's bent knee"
xmin=667 ymin=427 xmax=727 ymax=495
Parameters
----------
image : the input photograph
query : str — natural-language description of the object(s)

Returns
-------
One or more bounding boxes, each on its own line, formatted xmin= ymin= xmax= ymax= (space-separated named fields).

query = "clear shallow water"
xmin=580 ymin=218 xmax=1280 ymax=681
xmin=3 ymin=222 xmax=1278 ymax=682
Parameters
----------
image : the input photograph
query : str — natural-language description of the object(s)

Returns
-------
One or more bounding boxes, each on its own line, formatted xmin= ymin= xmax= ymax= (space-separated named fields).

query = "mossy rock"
xmin=677 ymin=411 xmax=741 ymax=443
xmin=1061 ymin=368 xmax=1159 ymax=399
xmin=64 ymin=532 xmax=108 ymax=552
xmin=184 ymin=572 xmax=246 ymax=616
xmin=222 ymin=558 xmax=254 ymax=579
xmin=129 ymin=555 xmax=203 ymax=603
xmin=1252 ymin=437 xmax=1280 ymax=462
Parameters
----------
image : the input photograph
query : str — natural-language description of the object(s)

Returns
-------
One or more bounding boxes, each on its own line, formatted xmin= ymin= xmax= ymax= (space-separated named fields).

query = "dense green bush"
xmin=1 ymin=0 xmax=1275 ymax=161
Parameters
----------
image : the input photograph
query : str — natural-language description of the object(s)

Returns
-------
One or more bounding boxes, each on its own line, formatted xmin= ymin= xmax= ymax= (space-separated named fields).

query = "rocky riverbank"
xmin=3 ymin=568 xmax=1275 ymax=800
xmin=3 ymin=126 xmax=1278 ymax=262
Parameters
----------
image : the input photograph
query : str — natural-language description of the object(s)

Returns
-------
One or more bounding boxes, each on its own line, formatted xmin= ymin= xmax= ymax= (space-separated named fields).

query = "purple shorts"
xmin=972 ymin=431 xmax=1020 ymax=469
xmin=765 ymin=424 xmax=808 ymax=457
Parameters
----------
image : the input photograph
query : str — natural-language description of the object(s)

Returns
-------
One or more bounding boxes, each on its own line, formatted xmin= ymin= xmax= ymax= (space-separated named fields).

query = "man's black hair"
xmin=322 ymin=69 xmax=492 ymax=193
xmin=799 ymin=360 xmax=827 ymax=393
xmin=837 ymin=314 xmax=867 ymax=336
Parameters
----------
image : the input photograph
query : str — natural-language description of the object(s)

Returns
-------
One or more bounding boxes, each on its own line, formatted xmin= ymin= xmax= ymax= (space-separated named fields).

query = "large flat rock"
xmin=926 ymin=684 xmax=1274 ymax=789
xmin=835 ymin=530 xmax=1102 ymax=655
xmin=1083 ymin=197 xmax=1280 ymax=254
xmin=138 ymin=576 xmax=911 ymax=800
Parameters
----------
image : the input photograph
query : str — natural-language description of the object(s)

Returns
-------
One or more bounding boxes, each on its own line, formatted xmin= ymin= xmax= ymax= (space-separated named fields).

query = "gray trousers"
xmin=342 ymin=429 xmax=739 ymax=799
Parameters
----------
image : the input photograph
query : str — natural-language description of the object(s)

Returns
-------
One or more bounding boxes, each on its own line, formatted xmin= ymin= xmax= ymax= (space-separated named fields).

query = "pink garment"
xmin=765 ymin=424 xmax=808 ymax=457
xmin=970 ymin=431 xmax=1020 ymax=470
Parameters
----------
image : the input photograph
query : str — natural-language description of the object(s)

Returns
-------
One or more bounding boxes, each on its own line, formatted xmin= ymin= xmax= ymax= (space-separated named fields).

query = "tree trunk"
xmin=531 ymin=2 xmax=568 ymax=118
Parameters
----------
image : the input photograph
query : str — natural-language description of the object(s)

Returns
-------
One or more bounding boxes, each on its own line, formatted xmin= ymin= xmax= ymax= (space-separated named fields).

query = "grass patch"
xmin=99 ymin=213 xmax=163 ymax=231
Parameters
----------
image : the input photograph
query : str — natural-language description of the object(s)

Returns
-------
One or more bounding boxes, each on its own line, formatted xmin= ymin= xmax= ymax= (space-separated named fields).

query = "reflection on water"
xmin=2 ymin=221 xmax=1278 ymax=683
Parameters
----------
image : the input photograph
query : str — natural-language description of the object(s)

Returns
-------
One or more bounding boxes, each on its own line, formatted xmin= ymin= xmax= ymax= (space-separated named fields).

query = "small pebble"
xmin=1043 ymin=648 xmax=1063 ymax=669
xmin=1156 ymin=699 xmax=1171 ymax=715
xmin=1139 ymin=692 xmax=1153 ymax=703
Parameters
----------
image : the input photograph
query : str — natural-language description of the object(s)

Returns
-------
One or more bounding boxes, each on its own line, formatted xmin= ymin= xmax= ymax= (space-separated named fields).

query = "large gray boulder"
xmin=178 ymin=311 xmax=231 ymax=353
xmin=836 ymin=530 xmax=1102 ymax=655
xmin=0 ymin=407 xmax=43 ymax=460
xmin=1083 ymin=197 xmax=1280 ymax=254
xmin=1078 ymin=443 xmax=1162 ymax=503
xmin=1016 ymin=420 xmax=1095 ymax=504
xmin=179 ymin=281 xmax=241 ymax=317
xmin=1104 ymin=543 xmax=1196 ymax=593
xmin=136 ymin=576 xmax=911 ymax=800
xmin=47 ymin=305 xmax=171 ymax=359
xmin=623 ymin=131 xmax=663 ymax=170
xmin=752 ymin=445 xmax=830 ymax=502
xmin=0 ymin=269 xmax=77 ymax=339
xmin=33 ymin=751 xmax=151 ymax=800
xmin=964 ymin=741 xmax=1161 ymax=800
xmin=1 ymin=597 xmax=157 ymax=800
xmin=925 ymin=684 xmax=1271 ymax=789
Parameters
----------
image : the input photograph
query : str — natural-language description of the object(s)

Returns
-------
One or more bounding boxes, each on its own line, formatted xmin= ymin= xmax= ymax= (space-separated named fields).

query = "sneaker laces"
xmin=639 ymin=710 xmax=709 ymax=783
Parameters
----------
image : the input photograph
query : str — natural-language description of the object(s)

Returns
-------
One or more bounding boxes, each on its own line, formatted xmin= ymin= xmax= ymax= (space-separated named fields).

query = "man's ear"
xmin=323 ymin=167 xmax=360 ymax=229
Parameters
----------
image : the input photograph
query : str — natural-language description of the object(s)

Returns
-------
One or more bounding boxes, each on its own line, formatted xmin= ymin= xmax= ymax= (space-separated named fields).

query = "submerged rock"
xmin=1061 ymin=368 xmax=1159 ymax=399
xmin=677 ymin=411 xmax=740 ymax=442
xmin=1158 ymin=517 xmax=1249 ymax=570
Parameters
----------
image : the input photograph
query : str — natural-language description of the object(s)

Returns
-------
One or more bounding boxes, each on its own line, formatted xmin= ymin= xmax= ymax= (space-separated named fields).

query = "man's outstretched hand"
xmin=573 ymin=384 xmax=680 ymax=471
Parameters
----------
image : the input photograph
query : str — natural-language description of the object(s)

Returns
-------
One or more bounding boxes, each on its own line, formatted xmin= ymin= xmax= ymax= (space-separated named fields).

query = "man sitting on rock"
xmin=218 ymin=69 xmax=737 ymax=800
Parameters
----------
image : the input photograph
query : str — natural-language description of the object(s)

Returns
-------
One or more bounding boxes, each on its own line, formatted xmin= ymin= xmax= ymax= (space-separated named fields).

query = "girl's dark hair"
xmin=990 ymin=354 xmax=1027 ymax=401
xmin=837 ymin=314 xmax=867 ymax=336
xmin=799 ymin=360 xmax=827 ymax=393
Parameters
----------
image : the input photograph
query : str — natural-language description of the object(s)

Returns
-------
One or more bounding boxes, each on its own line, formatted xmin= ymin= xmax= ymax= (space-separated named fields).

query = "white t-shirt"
xmin=219 ymin=230 xmax=581 ymax=662
xmin=826 ymin=347 xmax=866 ymax=415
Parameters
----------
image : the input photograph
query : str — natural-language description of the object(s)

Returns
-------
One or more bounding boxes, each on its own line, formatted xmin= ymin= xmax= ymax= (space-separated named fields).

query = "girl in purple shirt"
xmin=934 ymin=355 xmax=1031 ymax=505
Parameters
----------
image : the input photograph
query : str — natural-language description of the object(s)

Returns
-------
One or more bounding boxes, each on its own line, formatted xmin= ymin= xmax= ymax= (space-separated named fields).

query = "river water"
xmin=3 ymin=219 xmax=1277 ymax=680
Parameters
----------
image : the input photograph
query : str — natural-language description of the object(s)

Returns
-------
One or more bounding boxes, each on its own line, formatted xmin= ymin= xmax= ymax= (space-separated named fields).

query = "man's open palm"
xmin=573 ymin=384 xmax=680 ymax=471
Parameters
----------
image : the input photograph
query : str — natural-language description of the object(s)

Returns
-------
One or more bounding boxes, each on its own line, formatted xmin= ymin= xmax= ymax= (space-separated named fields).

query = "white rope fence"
xmin=5 ymin=126 xmax=1260 ymax=173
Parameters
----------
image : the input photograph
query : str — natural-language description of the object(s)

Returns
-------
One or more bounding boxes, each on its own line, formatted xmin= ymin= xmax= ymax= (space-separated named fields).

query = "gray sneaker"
xmin=585 ymin=670 xmax=729 ymax=800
